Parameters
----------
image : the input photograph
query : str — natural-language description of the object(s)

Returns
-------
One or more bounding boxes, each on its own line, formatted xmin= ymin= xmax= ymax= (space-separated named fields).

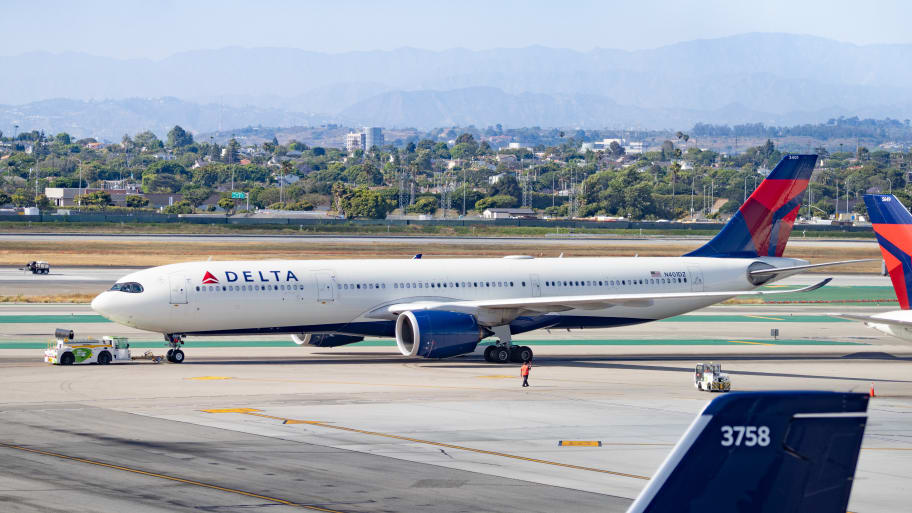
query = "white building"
xmin=345 ymin=132 xmax=366 ymax=153
xmin=624 ymin=141 xmax=644 ymax=154
xmin=482 ymin=207 xmax=538 ymax=220
xmin=580 ymin=138 xmax=624 ymax=152
xmin=488 ymin=173 xmax=508 ymax=185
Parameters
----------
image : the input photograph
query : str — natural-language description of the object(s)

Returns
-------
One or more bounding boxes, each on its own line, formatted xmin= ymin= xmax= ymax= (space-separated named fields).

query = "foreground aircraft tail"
xmin=627 ymin=391 xmax=868 ymax=513
xmin=686 ymin=154 xmax=817 ymax=258
xmin=864 ymin=194 xmax=912 ymax=309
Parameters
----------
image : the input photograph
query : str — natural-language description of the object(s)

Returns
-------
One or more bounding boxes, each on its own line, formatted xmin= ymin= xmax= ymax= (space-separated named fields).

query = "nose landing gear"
xmin=164 ymin=334 xmax=185 ymax=363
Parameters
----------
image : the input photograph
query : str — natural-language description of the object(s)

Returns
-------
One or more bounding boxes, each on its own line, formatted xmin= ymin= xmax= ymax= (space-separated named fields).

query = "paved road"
xmin=0 ymin=267 xmax=133 ymax=295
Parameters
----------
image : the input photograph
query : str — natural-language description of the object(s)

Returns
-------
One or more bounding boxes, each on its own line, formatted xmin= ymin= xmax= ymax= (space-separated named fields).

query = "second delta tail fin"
xmin=686 ymin=154 xmax=817 ymax=258
xmin=627 ymin=391 xmax=868 ymax=513
xmin=864 ymin=193 xmax=912 ymax=309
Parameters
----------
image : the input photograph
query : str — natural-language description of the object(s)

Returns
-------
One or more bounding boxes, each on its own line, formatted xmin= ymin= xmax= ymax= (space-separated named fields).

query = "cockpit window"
xmin=110 ymin=282 xmax=143 ymax=293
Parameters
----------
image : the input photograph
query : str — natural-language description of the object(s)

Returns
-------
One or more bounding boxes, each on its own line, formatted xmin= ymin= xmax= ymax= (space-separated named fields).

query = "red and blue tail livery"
xmin=864 ymin=194 xmax=912 ymax=309
xmin=687 ymin=155 xmax=817 ymax=258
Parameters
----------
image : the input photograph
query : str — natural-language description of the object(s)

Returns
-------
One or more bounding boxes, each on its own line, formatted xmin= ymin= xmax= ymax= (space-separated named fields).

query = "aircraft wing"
xmin=831 ymin=312 xmax=912 ymax=328
xmin=375 ymin=279 xmax=831 ymax=321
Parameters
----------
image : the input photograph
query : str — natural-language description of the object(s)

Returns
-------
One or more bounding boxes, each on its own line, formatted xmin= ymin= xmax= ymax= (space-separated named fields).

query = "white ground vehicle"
xmin=44 ymin=329 xmax=131 ymax=365
xmin=694 ymin=362 xmax=731 ymax=392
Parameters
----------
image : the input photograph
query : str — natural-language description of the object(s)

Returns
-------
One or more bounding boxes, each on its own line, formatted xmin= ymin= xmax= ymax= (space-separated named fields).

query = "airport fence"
xmin=0 ymin=213 xmax=875 ymax=234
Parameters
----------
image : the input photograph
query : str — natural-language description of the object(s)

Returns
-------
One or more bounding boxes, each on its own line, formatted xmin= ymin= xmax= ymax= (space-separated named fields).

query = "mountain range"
xmin=2 ymin=33 xmax=912 ymax=138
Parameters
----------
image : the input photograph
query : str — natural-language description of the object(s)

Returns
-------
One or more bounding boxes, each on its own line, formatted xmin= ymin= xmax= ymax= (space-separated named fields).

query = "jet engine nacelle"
xmin=395 ymin=310 xmax=485 ymax=358
xmin=290 ymin=333 xmax=364 ymax=347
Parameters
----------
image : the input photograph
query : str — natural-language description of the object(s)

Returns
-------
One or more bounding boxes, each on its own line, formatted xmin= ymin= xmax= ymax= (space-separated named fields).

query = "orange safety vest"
xmin=521 ymin=364 xmax=531 ymax=376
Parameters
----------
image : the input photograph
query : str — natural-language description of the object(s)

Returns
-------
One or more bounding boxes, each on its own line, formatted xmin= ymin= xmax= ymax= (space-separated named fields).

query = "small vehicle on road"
xmin=26 ymin=261 xmax=50 ymax=274
xmin=44 ymin=329 xmax=132 ymax=365
xmin=694 ymin=362 xmax=731 ymax=392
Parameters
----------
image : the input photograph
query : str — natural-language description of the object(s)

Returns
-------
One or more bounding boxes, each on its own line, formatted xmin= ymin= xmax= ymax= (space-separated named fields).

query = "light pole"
xmin=888 ymin=178 xmax=893 ymax=195
xmin=690 ymin=173 xmax=696 ymax=220
xmin=702 ymin=184 xmax=706 ymax=215
xmin=462 ymin=167 xmax=466 ymax=215
xmin=835 ymin=180 xmax=839 ymax=219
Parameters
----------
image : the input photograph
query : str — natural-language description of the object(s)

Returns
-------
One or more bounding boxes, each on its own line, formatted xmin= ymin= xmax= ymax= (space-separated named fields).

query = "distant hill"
xmin=3 ymin=33 xmax=912 ymax=134
xmin=0 ymin=98 xmax=332 ymax=140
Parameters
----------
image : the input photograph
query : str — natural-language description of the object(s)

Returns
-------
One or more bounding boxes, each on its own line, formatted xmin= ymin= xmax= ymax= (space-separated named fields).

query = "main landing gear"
xmin=482 ymin=325 xmax=533 ymax=363
xmin=164 ymin=334 xmax=185 ymax=363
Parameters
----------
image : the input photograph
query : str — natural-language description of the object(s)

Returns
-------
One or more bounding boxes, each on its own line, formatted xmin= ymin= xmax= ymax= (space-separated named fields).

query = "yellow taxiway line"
xmin=0 ymin=441 xmax=344 ymax=512
xmin=742 ymin=314 xmax=785 ymax=321
xmin=203 ymin=408 xmax=650 ymax=481
xmin=728 ymin=340 xmax=776 ymax=346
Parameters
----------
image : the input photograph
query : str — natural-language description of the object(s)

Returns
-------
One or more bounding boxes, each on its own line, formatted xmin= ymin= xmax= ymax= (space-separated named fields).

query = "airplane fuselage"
xmin=91 ymin=255 xmax=803 ymax=338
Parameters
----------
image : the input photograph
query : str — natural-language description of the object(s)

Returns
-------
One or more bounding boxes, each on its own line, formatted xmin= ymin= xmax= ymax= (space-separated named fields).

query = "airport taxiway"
xmin=1 ymin=344 xmax=910 ymax=512
xmin=2 ymin=297 xmax=912 ymax=512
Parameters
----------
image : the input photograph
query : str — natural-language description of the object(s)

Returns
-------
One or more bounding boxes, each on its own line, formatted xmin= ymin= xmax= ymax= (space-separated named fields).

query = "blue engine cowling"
xmin=395 ymin=310 xmax=484 ymax=358
xmin=290 ymin=333 xmax=364 ymax=347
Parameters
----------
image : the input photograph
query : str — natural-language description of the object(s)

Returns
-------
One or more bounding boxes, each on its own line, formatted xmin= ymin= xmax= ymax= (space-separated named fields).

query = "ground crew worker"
xmin=521 ymin=360 xmax=532 ymax=387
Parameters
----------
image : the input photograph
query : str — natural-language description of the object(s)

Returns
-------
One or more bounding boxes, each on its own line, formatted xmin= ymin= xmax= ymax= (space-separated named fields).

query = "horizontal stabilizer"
xmin=627 ymin=391 xmax=869 ymax=513
xmin=831 ymin=312 xmax=912 ymax=328
xmin=749 ymin=259 xmax=876 ymax=277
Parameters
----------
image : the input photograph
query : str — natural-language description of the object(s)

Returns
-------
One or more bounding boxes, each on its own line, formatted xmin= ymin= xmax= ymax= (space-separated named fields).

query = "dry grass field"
xmin=0 ymin=238 xmax=882 ymax=273
xmin=0 ymin=293 xmax=96 ymax=303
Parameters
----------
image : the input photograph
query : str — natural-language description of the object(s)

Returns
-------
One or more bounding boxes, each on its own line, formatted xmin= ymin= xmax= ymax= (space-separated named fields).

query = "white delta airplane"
xmin=834 ymin=193 xmax=912 ymax=340
xmin=92 ymin=154 xmax=866 ymax=364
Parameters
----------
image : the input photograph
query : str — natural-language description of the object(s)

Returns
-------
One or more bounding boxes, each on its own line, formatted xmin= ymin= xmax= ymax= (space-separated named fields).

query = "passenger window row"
xmin=544 ymin=277 xmax=687 ymax=287
xmin=340 ymin=283 xmax=387 ymax=290
xmin=196 ymin=284 xmax=302 ymax=292
xmin=194 ymin=276 xmax=686 ymax=294
xmin=339 ymin=280 xmax=525 ymax=291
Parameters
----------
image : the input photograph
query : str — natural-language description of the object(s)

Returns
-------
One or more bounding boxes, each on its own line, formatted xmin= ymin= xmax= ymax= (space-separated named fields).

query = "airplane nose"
xmin=91 ymin=291 xmax=117 ymax=318
xmin=91 ymin=292 xmax=108 ymax=315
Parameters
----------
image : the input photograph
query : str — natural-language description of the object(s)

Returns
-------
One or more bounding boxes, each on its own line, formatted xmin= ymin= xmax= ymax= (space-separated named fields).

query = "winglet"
xmin=627 ymin=391 xmax=868 ymax=513
xmin=413 ymin=253 xmax=422 ymax=259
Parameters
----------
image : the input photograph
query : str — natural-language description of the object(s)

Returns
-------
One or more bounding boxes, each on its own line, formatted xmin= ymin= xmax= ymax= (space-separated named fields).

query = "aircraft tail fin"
xmin=626 ymin=391 xmax=868 ymax=513
xmin=685 ymin=155 xmax=817 ymax=258
xmin=864 ymin=194 xmax=912 ymax=309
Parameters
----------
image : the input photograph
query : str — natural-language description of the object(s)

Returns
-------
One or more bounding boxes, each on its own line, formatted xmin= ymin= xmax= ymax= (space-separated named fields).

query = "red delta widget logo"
xmin=202 ymin=271 xmax=219 ymax=284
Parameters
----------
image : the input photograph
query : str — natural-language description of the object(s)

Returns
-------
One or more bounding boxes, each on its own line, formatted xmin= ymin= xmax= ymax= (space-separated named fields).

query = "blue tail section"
xmin=865 ymin=194 xmax=912 ymax=224
xmin=627 ymin=391 xmax=868 ymax=513
xmin=686 ymin=155 xmax=817 ymax=258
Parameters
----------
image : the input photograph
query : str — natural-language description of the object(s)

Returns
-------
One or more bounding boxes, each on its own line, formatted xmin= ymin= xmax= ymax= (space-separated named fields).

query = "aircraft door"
xmin=529 ymin=274 xmax=542 ymax=297
xmin=687 ymin=266 xmax=704 ymax=292
xmin=169 ymin=275 xmax=189 ymax=304
xmin=315 ymin=271 xmax=335 ymax=303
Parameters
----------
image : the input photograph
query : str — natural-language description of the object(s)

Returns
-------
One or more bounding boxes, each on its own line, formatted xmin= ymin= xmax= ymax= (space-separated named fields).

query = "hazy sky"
xmin=4 ymin=0 xmax=912 ymax=58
